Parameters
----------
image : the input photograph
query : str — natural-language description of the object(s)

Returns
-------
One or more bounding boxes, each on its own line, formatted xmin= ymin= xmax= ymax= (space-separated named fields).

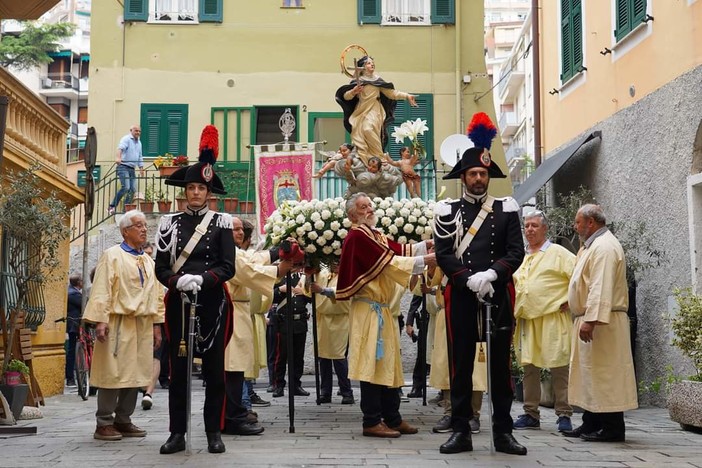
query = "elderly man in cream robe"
xmin=336 ymin=192 xmax=435 ymax=438
xmin=513 ymin=210 xmax=576 ymax=433
xmin=223 ymin=217 xmax=293 ymax=435
xmin=84 ymin=210 xmax=164 ymax=441
xmin=310 ymin=264 xmax=354 ymax=404
xmin=564 ymin=204 xmax=637 ymax=442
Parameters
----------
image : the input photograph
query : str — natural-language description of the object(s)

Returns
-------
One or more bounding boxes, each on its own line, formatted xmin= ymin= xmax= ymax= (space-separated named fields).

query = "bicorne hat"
xmin=443 ymin=112 xmax=506 ymax=180
xmin=164 ymin=124 xmax=227 ymax=195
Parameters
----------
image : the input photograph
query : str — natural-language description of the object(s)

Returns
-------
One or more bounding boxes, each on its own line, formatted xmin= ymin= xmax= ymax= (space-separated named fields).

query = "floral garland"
xmin=264 ymin=197 xmax=434 ymax=268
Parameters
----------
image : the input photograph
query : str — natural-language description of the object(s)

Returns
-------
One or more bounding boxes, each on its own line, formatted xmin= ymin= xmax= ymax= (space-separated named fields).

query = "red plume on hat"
xmin=466 ymin=112 xmax=497 ymax=150
xmin=199 ymin=124 xmax=219 ymax=165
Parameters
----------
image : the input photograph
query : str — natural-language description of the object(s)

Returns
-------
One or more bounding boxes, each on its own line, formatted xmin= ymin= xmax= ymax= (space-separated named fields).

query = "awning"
xmin=513 ymin=131 xmax=602 ymax=205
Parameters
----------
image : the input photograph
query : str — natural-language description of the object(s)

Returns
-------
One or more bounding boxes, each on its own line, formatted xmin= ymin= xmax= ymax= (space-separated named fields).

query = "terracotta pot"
xmin=222 ymin=197 xmax=239 ymax=213
xmin=176 ymin=197 xmax=188 ymax=211
xmin=208 ymin=197 xmax=219 ymax=211
xmin=139 ymin=201 xmax=154 ymax=213
xmin=158 ymin=166 xmax=180 ymax=177
xmin=3 ymin=371 xmax=21 ymax=386
xmin=157 ymin=200 xmax=172 ymax=213
xmin=124 ymin=203 xmax=137 ymax=212
xmin=239 ymin=200 xmax=254 ymax=214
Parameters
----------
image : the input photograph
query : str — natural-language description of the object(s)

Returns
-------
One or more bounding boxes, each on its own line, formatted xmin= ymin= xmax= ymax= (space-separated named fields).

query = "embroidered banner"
xmin=255 ymin=144 xmax=315 ymax=234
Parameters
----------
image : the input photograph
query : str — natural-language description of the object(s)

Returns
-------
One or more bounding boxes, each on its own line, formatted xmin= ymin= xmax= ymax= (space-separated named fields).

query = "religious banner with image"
xmin=254 ymin=143 xmax=316 ymax=234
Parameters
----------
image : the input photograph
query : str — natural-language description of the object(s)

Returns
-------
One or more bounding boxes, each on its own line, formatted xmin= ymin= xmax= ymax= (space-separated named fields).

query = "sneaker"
xmin=250 ymin=393 xmax=271 ymax=407
xmin=469 ymin=417 xmax=480 ymax=434
xmin=107 ymin=206 xmax=116 ymax=216
xmin=141 ymin=393 xmax=153 ymax=410
xmin=66 ymin=380 xmax=76 ymax=388
xmin=432 ymin=415 xmax=453 ymax=433
xmin=557 ymin=415 xmax=573 ymax=432
xmin=428 ymin=391 xmax=443 ymax=405
xmin=94 ymin=425 xmax=122 ymax=441
xmin=341 ymin=395 xmax=355 ymax=405
xmin=114 ymin=422 xmax=147 ymax=437
xmin=513 ymin=414 xmax=540 ymax=430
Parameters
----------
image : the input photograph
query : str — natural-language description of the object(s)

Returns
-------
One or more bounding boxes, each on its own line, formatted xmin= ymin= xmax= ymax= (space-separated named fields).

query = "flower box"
xmin=222 ymin=197 xmax=238 ymax=213
xmin=3 ymin=371 xmax=21 ymax=386
xmin=158 ymin=166 xmax=180 ymax=177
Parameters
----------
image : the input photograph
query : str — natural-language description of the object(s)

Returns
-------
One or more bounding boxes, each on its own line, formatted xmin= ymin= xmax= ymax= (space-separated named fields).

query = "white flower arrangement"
xmin=264 ymin=196 xmax=436 ymax=268
xmin=390 ymin=118 xmax=429 ymax=158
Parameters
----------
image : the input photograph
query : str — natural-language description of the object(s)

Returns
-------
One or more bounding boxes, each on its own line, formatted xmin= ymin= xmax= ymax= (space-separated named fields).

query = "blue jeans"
xmin=242 ymin=380 xmax=252 ymax=410
xmin=110 ymin=164 xmax=137 ymax=207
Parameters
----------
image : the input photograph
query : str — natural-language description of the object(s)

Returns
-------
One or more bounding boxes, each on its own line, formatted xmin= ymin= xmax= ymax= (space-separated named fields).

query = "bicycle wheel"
xmin=75 ymin=341 xmax=89 ymax=401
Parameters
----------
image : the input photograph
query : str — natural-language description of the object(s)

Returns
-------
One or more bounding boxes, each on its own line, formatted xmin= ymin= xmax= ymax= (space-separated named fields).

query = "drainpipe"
xmin=532 ymin=0 xmax=542 ymax=166
xmin=455 ymin=0 xmax=462 ymax=133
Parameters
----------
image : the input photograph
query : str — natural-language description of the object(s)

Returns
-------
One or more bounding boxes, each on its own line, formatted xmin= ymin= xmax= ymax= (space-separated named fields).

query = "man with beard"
xmin=563 ymin=204 xmax=637 ymax=442
xmin=433 ymin=112 xmax=526 ymax=455
xmin=336 ymin=192 xmax=435 ymax=438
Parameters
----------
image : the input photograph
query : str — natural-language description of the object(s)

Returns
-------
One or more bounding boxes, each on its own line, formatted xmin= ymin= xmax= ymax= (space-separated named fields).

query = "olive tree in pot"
xmin=0 ymin=165 xmax=71 ymax=402
xmin=666 ymin=288 xmax=702 ymax=432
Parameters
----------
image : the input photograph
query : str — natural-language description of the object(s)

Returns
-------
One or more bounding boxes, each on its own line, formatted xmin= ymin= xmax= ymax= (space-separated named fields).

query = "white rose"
xmin=385 ymin=208 xmax=396 ymax=217
xmin=296 ymin=227 xmax=306 ymax=236
xmin=321 ymin=209 xmax=331 ymax=220
xmin=310 ymin=212 xmax=321 ymax=222
xmin=398 ymin=236 xmax=408 ymax=244
xmin=424 ymin=226 xmax=433 ymax=237
xmin=403 ymin=223 xmax=414 ymax=234
xmin=333 ymin=208 xmax=344 ymax=218
xmin=388 ymin=225 xmax=398 ymax=235
xmin=418 ymin=216 xmax=427 ymax=225
xmin=314 ymin=220 xmax=324 ymax=230
xmin=399 ymin=208 xmax=410 ymax=217
xmin=394 ymin=217 xmax=404 ymax=227
xmin=375 ymin=209 xmax=385 ymax=218
xmin=342 ymin=219 xmax=352 ymax=228
xmin=408 ymin=215 xmax=417 ymax=223
xmin=330 ymin=221 xmax=340 ymax=231
xmin=272 ymin=225 xmax=282 ymax=234
xmin=412 ymin=209 xmax=421 ymax=217
xmin=323 ymin=246 xmax=333 ymax=255
xmin=323 ymin=230 xmax=334 ymax=240
xmin=331 ymin=240 xmax=341 ymax=250
xmin=308 ymin=231 xmax=318 ymax=240
xmin=392 ymin=201 xmax=402 ymax=209
xmin=338 ymin=228 xmax=348 ymax=239
xmin=379 ymin=199 xmax=391 ymax=209
xmin=334 ymin=248 xmax=342 ymax=256
xmin=305 ymin=244 xmax=317 ymax=253
xmin=415 ymin=226 xmax=425 ymax=235
xmin=381 ymin=216 xmax=392 ymax=227
xmin=316 ymin=237 xmax=327 ymax=246
xmin=303 ymin=222 xmax=312 ymax=232
xmin=315 ymin=201 xmax=326 ymax=211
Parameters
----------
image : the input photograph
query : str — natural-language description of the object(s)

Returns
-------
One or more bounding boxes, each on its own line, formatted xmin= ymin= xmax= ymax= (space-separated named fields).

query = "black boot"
xmin=494 ymin=433 xmax=527 ymax=455
xmin=407 ymin=387 xmax=422 ymax=398
xmin=159 ymin=433 xmax=185 ymax=454
xmin=206 ymin=431 xmax=226 ymax=453
xmin=439 ymin=431 xmax=473 ymax=454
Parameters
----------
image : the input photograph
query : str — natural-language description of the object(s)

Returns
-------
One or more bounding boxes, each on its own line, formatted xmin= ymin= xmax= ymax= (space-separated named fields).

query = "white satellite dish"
xmin=439 ymin=134 xmax=473 ymax=167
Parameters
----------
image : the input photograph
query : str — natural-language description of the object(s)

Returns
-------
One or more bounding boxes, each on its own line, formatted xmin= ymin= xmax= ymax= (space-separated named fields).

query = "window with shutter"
xmin=199 ymin=0 xmax=223 ymax=23
xmin=140 ymin=104 xmax=188 ymax=157
xmin=431 ymin=0 xmax=455 ymax=25
xmin=560 ymin=0 xmax=583 ymax=83
xmin=124 ymin=0 xmax=148 ymax=21
xmin=386 ymin=93 xmax=433 ymax=161
xmin=358 ymin=0 xmax=381 ymax=24
xmin=615 ymin=0 xmax=648 ymax=42
xmin=359 ymin=0 xmax=454 ymax=25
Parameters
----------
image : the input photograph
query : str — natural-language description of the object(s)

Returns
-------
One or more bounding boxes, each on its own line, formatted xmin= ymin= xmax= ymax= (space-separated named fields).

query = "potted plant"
xmin=154 ymin=154 xmax=188 ymax=177
xmin=3 ymin=359 xmax=29 ymax=386
xmin=175 ymin=189 xmax=187 ymax=211
xmin=208 ymin=196 xmax=219 ymax=211
xmin=139 ymin=187 xmax=155 ymax=213
xmin=222 ymin=196 xmax=239 ymax=213
xmin=156 ymin=190 xmax=171 ymax=213
xmin=239 ymin=200 xmax=255 ymax=214
xmin=666 ymin=288 xmax=702 ymax=432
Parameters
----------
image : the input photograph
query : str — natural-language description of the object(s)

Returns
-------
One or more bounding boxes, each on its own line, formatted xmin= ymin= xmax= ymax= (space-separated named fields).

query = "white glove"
xmin=181 ymin=280 xmax=201 ymax=293
xmin=176 ymin=274 xmax=197 ymax=291
xmin=479 ymin=282 xmax=495 ymax=299
xmin=191 ymin=275 xmax=203 ymax=286
xmin=466 ymin=269 xmax=498 ymax=295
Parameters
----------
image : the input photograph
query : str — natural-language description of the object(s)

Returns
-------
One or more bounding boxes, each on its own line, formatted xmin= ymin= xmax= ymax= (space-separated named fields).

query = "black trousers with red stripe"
xmin=165 ymin=291 xmax=228 ymax=434
xmin=445 ymin=284 xmax=515 ymax=435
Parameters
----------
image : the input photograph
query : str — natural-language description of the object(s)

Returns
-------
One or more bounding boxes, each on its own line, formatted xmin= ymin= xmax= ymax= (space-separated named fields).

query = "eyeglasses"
xmin=126 ymin=222 xmax=148 ymax=230
xmin=524 ymin=210 xmax=547 ymax=224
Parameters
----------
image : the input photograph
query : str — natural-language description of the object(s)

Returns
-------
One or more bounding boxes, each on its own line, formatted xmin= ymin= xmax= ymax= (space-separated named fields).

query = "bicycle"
xmin=56 ymin=317 xmax=96 ymax=400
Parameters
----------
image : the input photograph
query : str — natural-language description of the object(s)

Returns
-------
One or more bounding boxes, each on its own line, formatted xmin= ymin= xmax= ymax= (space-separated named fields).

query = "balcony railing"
xmin=41 ymin=73 xmax=80 ymax=91
xmin=0 ymin=67 xmax=68 ymax=173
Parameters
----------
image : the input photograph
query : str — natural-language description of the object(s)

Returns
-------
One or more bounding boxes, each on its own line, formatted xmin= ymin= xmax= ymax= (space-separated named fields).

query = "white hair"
xmin=119 ymin=210 xmax=145 ymax=231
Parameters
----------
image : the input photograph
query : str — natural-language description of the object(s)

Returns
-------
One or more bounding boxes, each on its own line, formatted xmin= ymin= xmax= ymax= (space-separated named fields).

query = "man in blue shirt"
xmin=108 ymin=125 xmax=144 ymax=215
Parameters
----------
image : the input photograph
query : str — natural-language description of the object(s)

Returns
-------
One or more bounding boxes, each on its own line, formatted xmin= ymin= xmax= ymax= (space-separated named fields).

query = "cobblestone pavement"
xmin=2 ymin=375 xmax=701 ymax=468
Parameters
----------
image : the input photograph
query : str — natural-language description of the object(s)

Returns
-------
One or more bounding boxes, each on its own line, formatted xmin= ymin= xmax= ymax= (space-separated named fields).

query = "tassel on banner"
xmin=478 ymin=343 xmax=486 ymax=362
xmin=178 ymin=339 xmax=187 ymax=357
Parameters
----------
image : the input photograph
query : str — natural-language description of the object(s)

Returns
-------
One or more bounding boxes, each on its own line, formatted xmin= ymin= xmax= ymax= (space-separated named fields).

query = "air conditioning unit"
xmin=43 ymin=78 xmax=53 ymax=88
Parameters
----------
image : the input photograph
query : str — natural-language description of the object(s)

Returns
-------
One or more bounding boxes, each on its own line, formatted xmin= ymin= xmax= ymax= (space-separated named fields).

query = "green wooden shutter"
xmin=431 ymin=0 xmax=455 ymax=25
xmin=142 ymin=108 xmax=162 ymax=157
xmin=571 ymin=0 xmax=583 ymax=74
xmin=358 ymin=0 xmax=381 ymax=25
xmin=199 ymin=0 xmax=223 ymax=23
xmin=386 ymin=94 xmax=434 ymax=161
xmin=615 ymin=0 xmax=631 ymax=41
xmin=166 ymin=109 xmax=187 ymax=154
xmin=124 ymin=0 xmax=148 ymax=22
xmin=560 ymin=0 xmax=572 ymax=82
xmin=632 ymin=0 xmax=647 ymax=24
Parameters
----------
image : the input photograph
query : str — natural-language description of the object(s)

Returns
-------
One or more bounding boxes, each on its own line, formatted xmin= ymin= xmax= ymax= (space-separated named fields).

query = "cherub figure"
xmin=384 ymin=146 xmax=421 ymax=198
xmin=313 ymin=143 xmax=355 ymax=178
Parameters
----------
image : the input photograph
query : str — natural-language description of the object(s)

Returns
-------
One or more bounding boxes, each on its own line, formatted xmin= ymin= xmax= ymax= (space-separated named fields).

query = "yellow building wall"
xmin=89 ymin=0 xmax=512 ymax=197
xmin=540 ymin=0 xmax=702 ymax=154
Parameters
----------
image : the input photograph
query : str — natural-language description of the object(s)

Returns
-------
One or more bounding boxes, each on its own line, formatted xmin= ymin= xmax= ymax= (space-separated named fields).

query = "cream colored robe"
xmin=83 ymin=245 xmax=165 ymax=389
xmin=247 ymin=249 xmax=275 ymax=378
xmin=344 ymin=78 xmax=410 ymax=168
xmin=567 ymin=230 xmax=638 ymax=412
xmin=314 ymin=269 xmax=350 ymax=360
xmin=513 ymin=242 xmax=575 ymax=368
xmin=224 ymin=248 xmax=277 ymax=374
xmin=348 ymin=256 xmax=416 ymax=387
